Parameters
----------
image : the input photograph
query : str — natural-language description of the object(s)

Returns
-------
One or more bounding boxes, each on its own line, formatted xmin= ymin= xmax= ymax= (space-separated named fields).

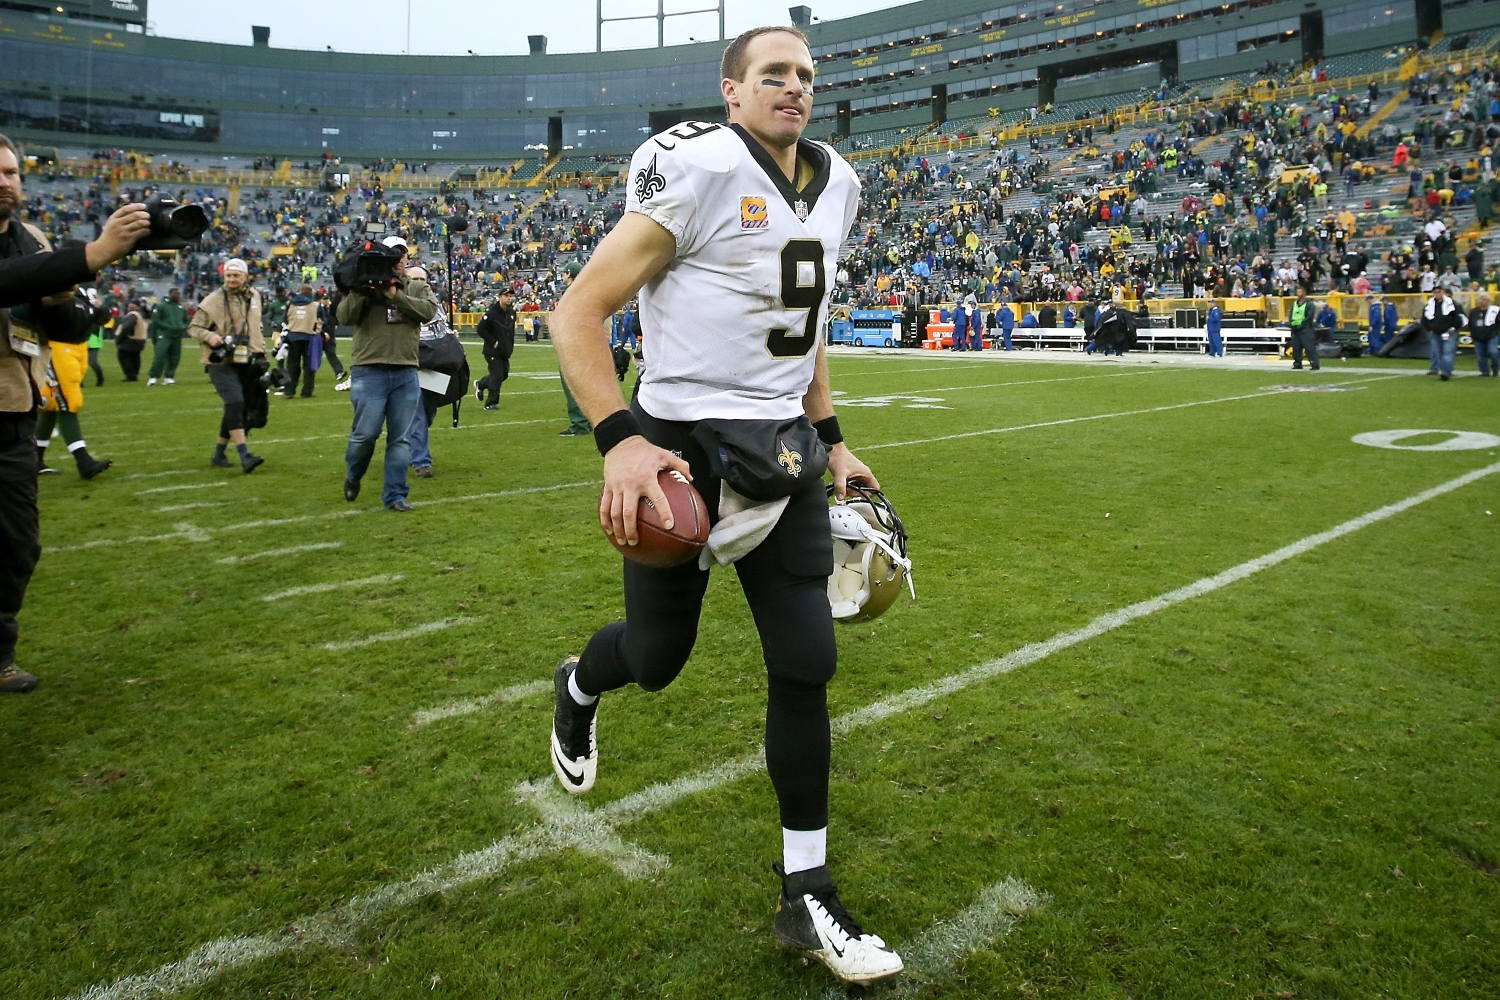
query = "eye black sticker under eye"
xmin=760 ymin=78 xmax=786 ymax=88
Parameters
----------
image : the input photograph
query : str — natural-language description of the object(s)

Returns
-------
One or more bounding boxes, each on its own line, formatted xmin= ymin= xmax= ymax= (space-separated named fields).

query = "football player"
xmin=548 ymin=25 xmax=902 ymax=986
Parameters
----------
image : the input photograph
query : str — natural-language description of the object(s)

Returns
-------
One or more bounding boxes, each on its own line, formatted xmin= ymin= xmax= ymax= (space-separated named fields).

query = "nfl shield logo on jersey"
xmin=740 ymin=197 xmax=769 ymax=230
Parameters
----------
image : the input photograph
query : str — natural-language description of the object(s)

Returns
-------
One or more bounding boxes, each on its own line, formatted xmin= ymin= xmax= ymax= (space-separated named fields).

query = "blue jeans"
xmin=1477 ymin=335 xmax=1500 ymax=376
xmin=1429 ymin=331 xmax=1457 ymax=377
xmin=1206 ymin=328 xmax=1223 ymax=356
xmin=1368 ymin=326 xmax=1383 ymax=355
xmin=1002 ymin=328 xmax=1013 ymax=350
xmin=408 ymin=395 xmax=439 ymax=470
xmin=346 ymin=364 xmax=420 ymax=505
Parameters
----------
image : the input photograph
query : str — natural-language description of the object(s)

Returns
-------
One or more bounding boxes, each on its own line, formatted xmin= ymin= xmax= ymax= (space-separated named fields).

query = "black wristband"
xmin=814 ymin=415 xmax=844 ymax=447
xmin=594 ymin=408 xmax=644 ymax=457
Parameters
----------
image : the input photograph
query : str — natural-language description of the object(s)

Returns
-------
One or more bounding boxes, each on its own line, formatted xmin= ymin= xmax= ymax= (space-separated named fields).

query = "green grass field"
xmin=3 ymin=343 xmax=1498 ymax=1000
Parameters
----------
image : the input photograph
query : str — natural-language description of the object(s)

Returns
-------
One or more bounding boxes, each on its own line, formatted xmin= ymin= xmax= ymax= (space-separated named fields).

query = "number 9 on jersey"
xmin=767 ymin=238 xmax=826 ymax=359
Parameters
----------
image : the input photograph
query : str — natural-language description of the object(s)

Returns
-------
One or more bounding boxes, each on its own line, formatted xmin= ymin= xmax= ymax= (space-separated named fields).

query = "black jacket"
xmin=0 ymin=223 xmax=92 ymax=308
xmin=476 ymin=301 xmax=516 ymax=358
xmin=1422 ymin=296 xmax=1466 ymax=334
xmin=1468 ymin=305 xmax=1497 ymax=341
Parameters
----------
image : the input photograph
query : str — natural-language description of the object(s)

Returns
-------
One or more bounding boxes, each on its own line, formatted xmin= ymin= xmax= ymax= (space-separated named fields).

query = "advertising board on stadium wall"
xmin=0 ymin=13 xmax=145 ymax=53
xmin=49 ymin=0 xmax=146 ymax=26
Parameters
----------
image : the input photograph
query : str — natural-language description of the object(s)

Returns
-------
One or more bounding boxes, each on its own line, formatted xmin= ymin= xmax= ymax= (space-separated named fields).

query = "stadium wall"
xmin=2 ymin=0 xmax=1499 ymax=160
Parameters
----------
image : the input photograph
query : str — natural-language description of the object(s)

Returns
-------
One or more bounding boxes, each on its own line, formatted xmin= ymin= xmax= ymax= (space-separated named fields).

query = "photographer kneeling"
xmin=335 ymin=236 xmax=437 ymax=511
xmin=188 ymin=258 xmax=267 ymax=473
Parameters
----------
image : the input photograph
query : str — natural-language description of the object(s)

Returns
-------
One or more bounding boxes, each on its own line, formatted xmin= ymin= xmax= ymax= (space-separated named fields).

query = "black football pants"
xmin=284 ymin=339 xmax=316 ymax=397
xmin=0 ymin=413 xmax=40 ymax=670
xmin=476 ymin=351 xmax=509 ymax=405
xmin=574 ymin=401 xmax=837 ymax=832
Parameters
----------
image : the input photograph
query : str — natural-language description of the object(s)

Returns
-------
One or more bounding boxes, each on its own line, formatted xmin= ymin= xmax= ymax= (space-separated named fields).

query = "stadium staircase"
xmin=528 ymin=153 xmax=565 ymax=187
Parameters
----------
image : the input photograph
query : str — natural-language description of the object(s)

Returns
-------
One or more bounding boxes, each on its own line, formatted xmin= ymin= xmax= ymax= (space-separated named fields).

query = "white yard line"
xmin=96 ymin=418 xmax=556 ymax=457
xmin=121 ymin=470 xmax=201 ymax=480
xmin=261 ymin=574 xmax=403 ymax=603
xmin=61 ymin=460 xmax=1500 ymax=1000
xmin=409 ymin=679 xmax=552 ymax=727
xmin=156 ymin=499 xmax=259 ymax=513
xmin=321 ymin=616 xmax=482 ymax=652
xmin=133 ymin=482 xmax=228 ymax=496
xmin=218 ymin=542 xmax=342 ymax=565
xmin=878 ymin=877 xmax=1047 ymax=1000
xmin=864 ymin=374 xmax=1407 ymax=452
xmin=45 ymin=481 xmax=598 ymax=554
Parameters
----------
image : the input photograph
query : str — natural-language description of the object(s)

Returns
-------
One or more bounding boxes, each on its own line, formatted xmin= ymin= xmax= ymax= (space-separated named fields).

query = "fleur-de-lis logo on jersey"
xmin=635 ymin=155 xmax=667 ymax=203
xmin=776 ymin=440 xmax=802 ymax=476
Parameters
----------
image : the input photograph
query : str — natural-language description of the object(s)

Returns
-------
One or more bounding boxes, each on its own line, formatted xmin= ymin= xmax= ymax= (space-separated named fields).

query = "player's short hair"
xmin=0 ymin=133 xmax=17 ymax=160
xmin=720 ymin=25 xmax=810 ymax=84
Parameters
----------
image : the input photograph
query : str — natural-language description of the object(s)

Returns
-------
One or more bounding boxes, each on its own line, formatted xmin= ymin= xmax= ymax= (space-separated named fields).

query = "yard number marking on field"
xmin=1353 ymin=428 xmax=1500 ymax=452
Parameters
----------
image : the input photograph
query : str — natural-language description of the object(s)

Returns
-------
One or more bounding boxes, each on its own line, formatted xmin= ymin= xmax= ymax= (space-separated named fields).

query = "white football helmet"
xmin=827 ymin=483 xmax=914 ymax=624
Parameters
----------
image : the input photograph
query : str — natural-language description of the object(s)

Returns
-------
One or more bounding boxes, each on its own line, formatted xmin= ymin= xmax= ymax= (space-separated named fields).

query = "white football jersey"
xmin=623 ymin=121 xmax=861 ymax=422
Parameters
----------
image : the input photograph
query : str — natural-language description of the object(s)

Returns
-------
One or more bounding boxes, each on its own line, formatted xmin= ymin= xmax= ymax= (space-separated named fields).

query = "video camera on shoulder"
xmin=333 ymin=222 xmax=405 ymax=295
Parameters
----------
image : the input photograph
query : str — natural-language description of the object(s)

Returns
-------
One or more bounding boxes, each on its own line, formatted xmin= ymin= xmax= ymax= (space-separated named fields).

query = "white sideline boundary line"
xmin=409 ymin=679 xmax=552 ymax=727
xmin=133 ymin=482 xmax=227 ymax=496
xmin=321 ymin=616 xmax=482 ymax=651
xmin=261 ymin=574 xmax=403 ymax=602
xmin=45 ymin=482 xmax=598 ymax=554
xmin=64 ymin=460 xmax=1500 ymax=1000
xmin=156 ymin=499 xmax=259 ymax=513
xmin=218 ymin=541 xmax=342 ymax=565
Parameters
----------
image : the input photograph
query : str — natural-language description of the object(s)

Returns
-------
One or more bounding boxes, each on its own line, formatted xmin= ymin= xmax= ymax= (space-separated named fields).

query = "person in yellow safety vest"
xmin=1288 ymin=287 xmax=1320 ymax=371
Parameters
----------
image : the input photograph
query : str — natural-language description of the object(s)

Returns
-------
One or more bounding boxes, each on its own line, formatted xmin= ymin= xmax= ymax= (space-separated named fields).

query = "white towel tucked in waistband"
xmin=697 ymin=481 xmax=788 ymax=570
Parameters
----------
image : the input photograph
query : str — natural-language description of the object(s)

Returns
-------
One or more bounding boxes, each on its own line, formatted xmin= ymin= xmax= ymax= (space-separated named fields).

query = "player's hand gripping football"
xmin=827 ymin=442 xmax=879 ymax=499
xmin=601 ymin=436 xmax=693 ymax=547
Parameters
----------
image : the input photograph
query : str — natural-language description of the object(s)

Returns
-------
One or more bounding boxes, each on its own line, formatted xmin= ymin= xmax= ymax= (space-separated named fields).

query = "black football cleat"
xmin=550 ymin=655 xmax=597 ymax=794
xmin=773 ymin=863 xmax=903 ymax=985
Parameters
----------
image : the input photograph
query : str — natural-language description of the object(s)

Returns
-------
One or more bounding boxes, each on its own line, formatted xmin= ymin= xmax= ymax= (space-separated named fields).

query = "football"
xmin=606 ymin=469 xmax=710 ymax=567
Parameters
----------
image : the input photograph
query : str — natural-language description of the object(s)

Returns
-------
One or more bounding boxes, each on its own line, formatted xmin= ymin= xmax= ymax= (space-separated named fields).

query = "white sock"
xmin=783 ymin=827 xmax=827 ymax=875
xmin=67 ymin=439 xmax=87 ymax=453
xmin=567 ymin=672 xmax=596 ymax=707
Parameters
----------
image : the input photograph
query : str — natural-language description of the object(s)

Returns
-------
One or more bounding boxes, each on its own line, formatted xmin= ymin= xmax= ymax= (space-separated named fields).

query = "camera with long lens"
xmin=207 ymin=333 xmax=238 ymax=365
xmin=133 ymin=195 xmax=210 ymax=252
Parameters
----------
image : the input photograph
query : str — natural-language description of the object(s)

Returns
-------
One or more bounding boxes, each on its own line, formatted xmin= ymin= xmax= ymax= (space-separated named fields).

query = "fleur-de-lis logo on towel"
xmin=776 ymin=440 xmax=802 ymax=476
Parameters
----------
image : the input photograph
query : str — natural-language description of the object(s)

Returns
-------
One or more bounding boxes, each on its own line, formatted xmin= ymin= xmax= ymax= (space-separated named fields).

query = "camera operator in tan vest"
xmin=189 ymin=258 xmax=267 ymax=473
xmin=281 ymin=282 xmax=323 ymax=398
xmin=0 ymin=132 xmax=149 ymax=692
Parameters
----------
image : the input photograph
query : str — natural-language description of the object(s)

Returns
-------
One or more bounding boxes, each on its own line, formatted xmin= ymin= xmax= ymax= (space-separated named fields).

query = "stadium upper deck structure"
xmin=0 ymin=0 xmax=1497 ymax=162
